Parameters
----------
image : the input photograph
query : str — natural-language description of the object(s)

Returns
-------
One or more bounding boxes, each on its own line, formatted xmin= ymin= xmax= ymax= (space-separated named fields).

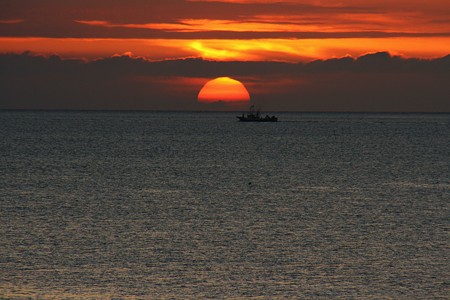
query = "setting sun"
xmin=198 ymin=77 xmax=251 ymax=104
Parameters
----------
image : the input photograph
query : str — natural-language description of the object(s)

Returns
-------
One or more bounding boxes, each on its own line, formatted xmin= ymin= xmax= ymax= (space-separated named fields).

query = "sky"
xmin=1 ymin=0 xmax=450 ymax=111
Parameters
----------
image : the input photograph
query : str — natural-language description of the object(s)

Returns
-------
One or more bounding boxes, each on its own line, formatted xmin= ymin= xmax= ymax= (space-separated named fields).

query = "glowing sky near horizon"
xmin=1 ymin=0 xmax=449 ymax=61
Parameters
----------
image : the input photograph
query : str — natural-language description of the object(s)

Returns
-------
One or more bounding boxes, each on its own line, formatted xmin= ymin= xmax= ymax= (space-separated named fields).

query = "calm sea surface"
xmin=0 ymin=111 xmax=449 ymax=299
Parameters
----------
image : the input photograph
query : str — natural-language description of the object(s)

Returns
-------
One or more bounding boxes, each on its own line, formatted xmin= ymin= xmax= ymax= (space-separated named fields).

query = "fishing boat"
xmin=237 ymin=106 xmax=278 ymax=122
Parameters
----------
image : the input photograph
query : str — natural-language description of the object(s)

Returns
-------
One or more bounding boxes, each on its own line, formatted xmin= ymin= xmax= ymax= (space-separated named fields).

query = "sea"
xmin=0 ymin=111 xmax=449 ymax=299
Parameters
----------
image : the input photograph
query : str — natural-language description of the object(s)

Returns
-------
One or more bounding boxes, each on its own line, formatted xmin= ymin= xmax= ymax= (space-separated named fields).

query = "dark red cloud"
xmin=1 ymin=52 xmax=449 ymax=112
xmin=1 ymin=0 xmax=449 ymax=39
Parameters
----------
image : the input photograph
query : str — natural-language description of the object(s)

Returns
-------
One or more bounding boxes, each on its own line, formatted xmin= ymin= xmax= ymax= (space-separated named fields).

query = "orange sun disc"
xmin=198 ymin=77 xmax=251 ymax=103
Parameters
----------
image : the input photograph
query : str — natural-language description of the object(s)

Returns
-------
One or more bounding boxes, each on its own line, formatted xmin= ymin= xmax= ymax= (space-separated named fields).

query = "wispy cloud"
xmin=0 ymin=19 xmax=25 ymax=24
xmin=75 ymin=12 xmax=450 ymax=35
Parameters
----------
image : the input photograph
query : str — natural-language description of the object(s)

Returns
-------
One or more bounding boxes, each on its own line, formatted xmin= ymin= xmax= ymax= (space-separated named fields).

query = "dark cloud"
xmin=1 ymin=0 xmax=449 ymax=39
xmin=0 ymin=0 xmax=359 ymax=23
xmin=4 ymin=22 xmax=449 ymax=39
xmin=1 ymin=52 xmax=449 ymax=111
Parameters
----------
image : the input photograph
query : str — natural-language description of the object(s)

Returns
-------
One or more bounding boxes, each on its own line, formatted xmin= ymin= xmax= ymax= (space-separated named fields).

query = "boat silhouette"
xmin=237 ymin=106 xmax=278 ymax=122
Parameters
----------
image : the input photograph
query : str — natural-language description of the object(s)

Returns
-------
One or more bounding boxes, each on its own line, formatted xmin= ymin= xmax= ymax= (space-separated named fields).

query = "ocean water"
xmin=0 ymin=111 xmax=449 ymax=299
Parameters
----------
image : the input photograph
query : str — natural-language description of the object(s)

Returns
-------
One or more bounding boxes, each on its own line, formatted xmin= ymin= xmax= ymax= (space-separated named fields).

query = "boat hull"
xmin=237 ymin=116 xmax=278 ymax=122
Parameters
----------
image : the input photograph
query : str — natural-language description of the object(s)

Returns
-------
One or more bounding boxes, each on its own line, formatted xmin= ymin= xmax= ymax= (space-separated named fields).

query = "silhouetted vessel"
xmin=237 ymin=106 xmax=278 ymax=122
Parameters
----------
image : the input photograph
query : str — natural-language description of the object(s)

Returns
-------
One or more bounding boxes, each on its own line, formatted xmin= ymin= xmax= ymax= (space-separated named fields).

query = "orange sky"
xmin=1 ymin=0 xmax=449 ymax=61
xmin=1 ymin=0 xmax=449 ymax=112
xmin=1 ymin=37 xmax=449 ymax=62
